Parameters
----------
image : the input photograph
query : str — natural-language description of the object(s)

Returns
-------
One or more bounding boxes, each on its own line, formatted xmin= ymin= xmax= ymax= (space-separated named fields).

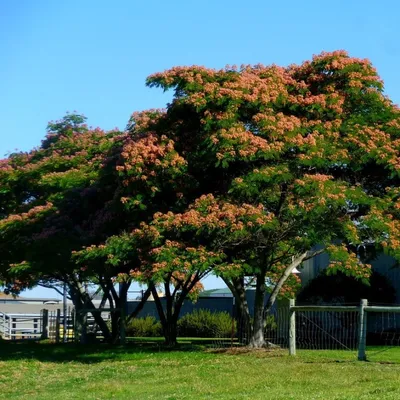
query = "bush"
xmin=178 ymin=309 xmax=234 ymax=338
xmin=264 ymin=314 xmax=278 ymax=333
xmin=126 ymin=316 xmax=162 ymax=337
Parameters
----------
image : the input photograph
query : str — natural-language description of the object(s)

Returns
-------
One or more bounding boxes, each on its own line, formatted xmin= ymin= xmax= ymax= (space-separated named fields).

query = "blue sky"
xmin=1 ymin=0 xmax=400 ymax=297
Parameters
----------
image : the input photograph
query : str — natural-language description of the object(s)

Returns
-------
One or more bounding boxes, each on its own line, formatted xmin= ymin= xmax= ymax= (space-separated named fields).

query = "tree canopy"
xmin=2 ymin=51 xmax=400 ymax=347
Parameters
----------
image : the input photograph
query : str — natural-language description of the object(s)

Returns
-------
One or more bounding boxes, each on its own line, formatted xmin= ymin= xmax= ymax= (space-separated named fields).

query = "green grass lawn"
xmin=1 ymin=341 xmax=400 ymax=400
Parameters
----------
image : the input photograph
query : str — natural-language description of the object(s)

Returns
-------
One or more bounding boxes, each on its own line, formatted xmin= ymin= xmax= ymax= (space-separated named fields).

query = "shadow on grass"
xmin=2 ymin=340 xmax=398 ymax=365
xmin=0 ymin=339 xmax=207 ymax=364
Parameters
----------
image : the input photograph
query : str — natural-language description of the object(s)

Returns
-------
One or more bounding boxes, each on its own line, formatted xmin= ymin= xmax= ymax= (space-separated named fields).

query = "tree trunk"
xmin=108 ymin=281 xmax=130 ymax=344
xmin=223 ymin=276 xmax=252 ymax=345
xmin=73 ymin=305 xmax=85 ymax=343
xmin=68 ymin=285 xmax=87 ymax=344
xmin=163 ymin=318 xmax=178 ymax=346
xmin=150 ymin=272 xmax=206 ymax=347
xmin=69 ymin=280 xmax=113 ymax=343
xmin=236 ymin=292 xmax=252 ymax=345
xmin=150 ymin=284 xmax=170 ymax=345
xmin=84 ymin=297 xmax=112 ymax=343
xmin=88 ymin=291 xmax=108 ymax=335
xmin=150 ymin=283 xmax=185 ymax=347
xmin=249 ymin=274 xmax=266 ymax=348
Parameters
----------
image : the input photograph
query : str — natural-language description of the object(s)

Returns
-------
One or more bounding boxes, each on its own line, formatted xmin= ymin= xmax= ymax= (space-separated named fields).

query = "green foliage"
xmin=264 ymin=314 xmax=278 ymax=332
xmin=177 ymin=309 xmax=234 ymax=338
xmin=125 ymin=316 xmax=162 ymax=337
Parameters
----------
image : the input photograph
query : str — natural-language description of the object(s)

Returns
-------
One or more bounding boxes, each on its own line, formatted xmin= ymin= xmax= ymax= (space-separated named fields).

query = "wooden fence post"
xmin=357 ymin=299 xmax=368 ymax=361
xmin=289 ymin=298 xmax=296 ymax=356
xmin=41 ymin=309 xmax=49 ymax=340
xmin=55 ymin=309 xmax=61 ymax=343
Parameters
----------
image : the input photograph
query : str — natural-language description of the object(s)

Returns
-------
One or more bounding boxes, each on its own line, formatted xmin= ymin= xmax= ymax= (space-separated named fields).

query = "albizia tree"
xmin=3 ymin=51 xmax=400 ymax=348
xmin=79 ymin=50 xmax=400 ymax=347
xmin=0 ymin=114 xmax=135 ymax=342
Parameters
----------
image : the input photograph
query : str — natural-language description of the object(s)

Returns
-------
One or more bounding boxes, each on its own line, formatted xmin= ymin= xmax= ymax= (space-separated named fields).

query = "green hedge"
xmin=126 ymin=316 xmax=162 ymax=337
xmin=177 ymin=309 xmax=234 ymax=338
xmin=126 ymin=310 xmax=235 ymax=338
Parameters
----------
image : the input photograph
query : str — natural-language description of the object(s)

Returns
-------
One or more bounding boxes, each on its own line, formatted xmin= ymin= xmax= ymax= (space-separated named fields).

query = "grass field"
xmin=1 ymin=341 xmax=400 ymax=400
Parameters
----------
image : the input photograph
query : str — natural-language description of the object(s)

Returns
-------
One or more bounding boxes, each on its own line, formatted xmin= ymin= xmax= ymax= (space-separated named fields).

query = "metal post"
xmin=63 ymin=282 xmax=67 ymax=343
xmin=231 ymin=297 xmax=236 ymax=348
xmin=10 ymin=317 xmax=14 ymax=340
xmin=289 ymin=299 xmax=296 ymax=356
xmin=357 ymin=299 xmax=368 ymax=361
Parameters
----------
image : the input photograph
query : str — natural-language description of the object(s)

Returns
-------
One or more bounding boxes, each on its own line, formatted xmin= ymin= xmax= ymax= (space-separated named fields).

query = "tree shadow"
xmin=0 ymin=340 xmax=205 ymax=364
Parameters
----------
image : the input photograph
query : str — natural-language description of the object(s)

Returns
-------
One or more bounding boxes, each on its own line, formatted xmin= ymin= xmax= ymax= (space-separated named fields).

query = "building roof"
xmin=200 ymin=288 xmax=233 ymax=298
xmin=0 ymin=303 xmax=65 ymax=315
xmin=0 ymin=297 xmax=61 ymax=304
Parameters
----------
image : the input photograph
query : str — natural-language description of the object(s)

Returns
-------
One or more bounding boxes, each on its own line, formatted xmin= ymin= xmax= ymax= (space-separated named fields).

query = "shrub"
xmin=264 ymin=314 xmax=278 ymax=333
xmin=178 ymin=309 xmax=234 ymax=338
xmin=126 ymin=316 xmax=162 ymax=337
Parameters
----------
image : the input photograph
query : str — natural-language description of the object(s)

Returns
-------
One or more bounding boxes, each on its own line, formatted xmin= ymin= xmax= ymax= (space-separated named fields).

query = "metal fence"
xmin=2 ymin=299 xmax=400 ymax=363
xmin=0 ymin=308 xmax=75 ymax=342
xmin=0 ymin=307 xmax=115 ymax=343
xmin=0 ymin=311 xmax=42 ymax=340
xmin=289 ymin=299 xmax=400 ymax=360
xmin=46 ymin=308 xmax=75 ymax=342
xmin=210 ymin=298 xmax=400 ymax=360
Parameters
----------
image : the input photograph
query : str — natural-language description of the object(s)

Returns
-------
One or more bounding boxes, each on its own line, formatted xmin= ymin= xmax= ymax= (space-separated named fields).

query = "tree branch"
xmin=38 ymin=283 xmax=71 ymax=300
xmin=126 ymin=287 xmax=152 ymax=323
xmin=264 ymin=248 xmax=325 ymax=314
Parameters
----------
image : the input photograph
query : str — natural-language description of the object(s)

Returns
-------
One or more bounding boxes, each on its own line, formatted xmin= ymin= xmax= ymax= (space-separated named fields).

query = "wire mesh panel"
xmin=265 ymin=307 xmax=290 ymax=348
xmin=367 ymin=311 xmax=400 ymax=347
xmin=295 ymin=310 xmax=359 ymax=350
xmin=369 ymin=314 xmax=400 ymax=346
xmin=212 ymin=305 xmax=290 ymax=349
xmin=360 ymin=304 xmax=400 ymax=362
xmin=234 ymin=311 xmax=251 ymax=348
xmin=212 ymin=303 xmax=362 ymax=351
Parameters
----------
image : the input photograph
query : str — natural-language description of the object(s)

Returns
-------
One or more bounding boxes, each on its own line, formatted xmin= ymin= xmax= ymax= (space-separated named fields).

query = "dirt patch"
xmin=207 ymin=347 xmax=286 ymax=357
